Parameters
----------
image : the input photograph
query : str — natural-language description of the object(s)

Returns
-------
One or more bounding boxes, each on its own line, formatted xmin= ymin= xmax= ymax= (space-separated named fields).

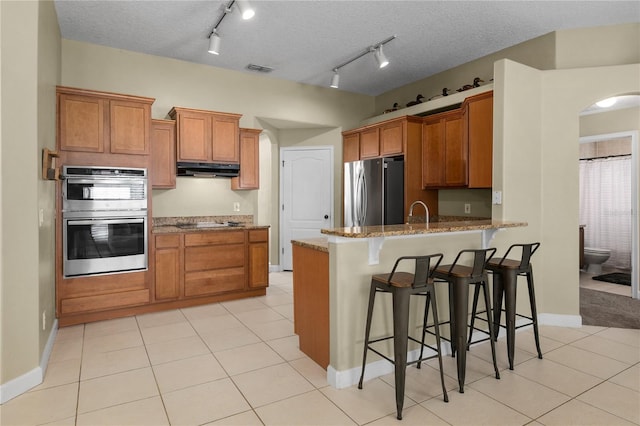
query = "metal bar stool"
xmin=358 ymin=254 xmax=449 ymax=420
xmin=468 ymin=242 xmax=543 ymax=370
xmin=432 ymin=248 xmax=500 ymax=393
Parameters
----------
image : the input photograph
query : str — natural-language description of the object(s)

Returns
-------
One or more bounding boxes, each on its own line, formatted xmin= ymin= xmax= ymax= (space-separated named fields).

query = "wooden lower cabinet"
xmin=292 ymin=243 xmax=329 ymax=369
xmin=154 ymin=234 xmax=182 ymax=300
xmin=57 ymin=228 xmax=269 ymax=326
xmin=248 ymin=229 xmax=269 ymax=288
xmin=184 ymin=231 xmax=245 ymax=297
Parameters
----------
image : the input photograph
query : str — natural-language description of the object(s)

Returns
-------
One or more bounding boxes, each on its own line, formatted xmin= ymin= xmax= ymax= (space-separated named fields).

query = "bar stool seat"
xmin=469 ymin=242 xmax=543 ymax=370
xmin=431 ymin=248 xmax=501 ymax=393
xmin=358 ymin=254 xmax=448 ymax=420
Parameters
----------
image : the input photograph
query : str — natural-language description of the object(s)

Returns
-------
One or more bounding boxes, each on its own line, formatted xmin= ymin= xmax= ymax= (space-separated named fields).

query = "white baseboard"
xmin=269 ymin=265 xmax=281 ymax=272
xmin=0 ymin=319 xmax=58 ymax=404
xmin=327 ymin=344 xmax=452 ymax=389
xmin=538 ymin=313 xmax=582 ymax=328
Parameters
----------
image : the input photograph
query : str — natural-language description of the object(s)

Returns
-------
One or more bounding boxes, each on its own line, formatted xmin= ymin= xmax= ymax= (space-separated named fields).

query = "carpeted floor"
xmin=580 ymin=287 xmax=640 ymax=329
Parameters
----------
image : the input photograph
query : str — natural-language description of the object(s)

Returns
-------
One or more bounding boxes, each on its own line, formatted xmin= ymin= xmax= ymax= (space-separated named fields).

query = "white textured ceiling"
xmin=54 ymin=0 xmax=639 ymax=96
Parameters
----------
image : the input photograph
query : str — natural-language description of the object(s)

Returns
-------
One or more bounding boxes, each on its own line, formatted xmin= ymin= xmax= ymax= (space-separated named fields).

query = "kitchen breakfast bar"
xmin=291 ymin=219 xmax=527 ymax=390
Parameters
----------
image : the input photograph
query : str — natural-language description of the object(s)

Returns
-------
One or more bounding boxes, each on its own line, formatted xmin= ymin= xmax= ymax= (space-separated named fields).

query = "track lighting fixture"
xmin=208 ymin=31 xmax=221 ymax=55
xmin=236 ymin=0 xmax=255 ymax=20
xmin=329 ymin=35 xmax=396 ymax=88
xmin=207 ymin=0 xmax=255 ymax=55
xmin=374 ymin=45 xmax=389 ymax=68
xmin=330 ymin=70 xmax=340 ymax=89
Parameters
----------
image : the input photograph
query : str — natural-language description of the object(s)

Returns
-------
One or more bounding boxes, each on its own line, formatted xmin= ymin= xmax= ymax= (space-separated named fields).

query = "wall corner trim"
xmin=0 ymin=320 xmax=58 ymax=404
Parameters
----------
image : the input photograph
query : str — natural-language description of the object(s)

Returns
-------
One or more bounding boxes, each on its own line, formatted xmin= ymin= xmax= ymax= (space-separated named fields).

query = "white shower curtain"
xmin=579 ymin=155 xmax=632 ymax=270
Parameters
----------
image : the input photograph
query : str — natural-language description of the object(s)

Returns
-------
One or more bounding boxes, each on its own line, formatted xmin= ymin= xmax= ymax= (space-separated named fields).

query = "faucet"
xmin=407 ymin=200 xmax=429 ymax=225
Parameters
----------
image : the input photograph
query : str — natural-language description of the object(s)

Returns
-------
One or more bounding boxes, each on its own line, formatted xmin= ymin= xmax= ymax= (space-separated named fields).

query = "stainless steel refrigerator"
xmin=344 ymin=156 xmax=404 ymax=227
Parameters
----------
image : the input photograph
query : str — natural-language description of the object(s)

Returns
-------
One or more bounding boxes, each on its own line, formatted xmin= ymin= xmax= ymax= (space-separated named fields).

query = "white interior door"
xmin=280 ymin=147 xmax=333 ymax=270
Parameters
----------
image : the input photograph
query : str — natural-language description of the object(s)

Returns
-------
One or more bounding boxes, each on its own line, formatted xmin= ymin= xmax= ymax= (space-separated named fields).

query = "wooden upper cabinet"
xmin=465 ymin=91 xmax=493 ymax=188
xmin=58 ymin=94 xmax=106 ymax=153
xmin=342 ymin=132 xmax=360 ymax=162
xmin=57 ymin=87 xmax=154 ymax=156
xmin=110 ymin=100 xmax=150 ymax=155
xmin=211 ymin=115 xmax=240 ymax=163
xmin=170 ymin=107 xmax=241 ymax=164
xmin=380 ymin=119 xmax=404 ymax=156
xmin=231 ymin=128 xmax=261 ymax=190
xmin=175 ymin=110 xmax=211 ymax=162
xmin=150 ymin=119 xmax=176 ymax=189
xmin=422 ymin=109 xmax=467 ymax=188
xmin=359 ymin=127 xmax=380 ymax=159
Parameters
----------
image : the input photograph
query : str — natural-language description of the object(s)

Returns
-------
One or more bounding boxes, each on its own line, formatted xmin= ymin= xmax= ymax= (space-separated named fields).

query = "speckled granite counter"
xmin=291 ymin=237 xmax=329 ymax=253
xmin=153 ymin=215 xmax=269 ymax=234
xmin=320 ymin=219 xmax=526 ymax=238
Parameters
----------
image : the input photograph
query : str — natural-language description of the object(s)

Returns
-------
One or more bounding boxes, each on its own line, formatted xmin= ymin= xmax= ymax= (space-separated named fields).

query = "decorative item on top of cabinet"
xmin=150 ymin=119 xmax=176 ymax=189
xmin=169 ymin=106 xmax=241 ymax=164
xmin=463 ymin=91 xmax=493 ymax=188
xmin=57 ymin=86 xmax=153 ymax=156
xmin=231 ymin=128 xmax=261 ymax=190
xmin=422 ymin=108 xmax=467 ymax=188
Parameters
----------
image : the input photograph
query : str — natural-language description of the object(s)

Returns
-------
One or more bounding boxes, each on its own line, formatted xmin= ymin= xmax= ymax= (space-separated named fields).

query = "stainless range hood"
xmin=176 ymin=162 xmax=240 ymax=178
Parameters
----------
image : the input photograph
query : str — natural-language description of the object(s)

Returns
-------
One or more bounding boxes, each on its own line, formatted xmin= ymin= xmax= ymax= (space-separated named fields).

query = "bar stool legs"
xmin=470 ymin=243 xmax=543 ymax=370
xmin=358 ymin=255 xmax=448 ymax=420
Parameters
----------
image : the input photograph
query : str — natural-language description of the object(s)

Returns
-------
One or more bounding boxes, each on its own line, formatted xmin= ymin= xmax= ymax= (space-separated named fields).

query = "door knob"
xmin=324 ymin=215 xmax=329 ymax=219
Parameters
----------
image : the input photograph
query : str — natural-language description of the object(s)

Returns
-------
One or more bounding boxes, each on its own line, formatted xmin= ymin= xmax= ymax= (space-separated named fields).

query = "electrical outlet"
xmin=464 ymin=203 xmax=471 ymax=214
xmin=492 ymin=190 xmax=503 ymax=205
xmin=233 ymin=202 xmax=240 ymax=212
xmin=39 ymin=209 xmax=44 ymax=227
xmin=42 ymin=311 xmax=46 ymax=331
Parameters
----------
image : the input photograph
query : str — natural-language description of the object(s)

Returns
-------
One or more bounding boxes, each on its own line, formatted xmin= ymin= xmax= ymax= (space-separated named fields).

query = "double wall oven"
xmin=62 ymin=166 xmax=148 ymax=278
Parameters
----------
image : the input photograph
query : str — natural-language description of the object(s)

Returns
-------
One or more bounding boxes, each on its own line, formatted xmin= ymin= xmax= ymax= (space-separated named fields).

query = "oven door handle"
xmin=68 ymin=218 xmax=145 ymax=226
xmin=65 ymin=177 xmax=146 ymax=184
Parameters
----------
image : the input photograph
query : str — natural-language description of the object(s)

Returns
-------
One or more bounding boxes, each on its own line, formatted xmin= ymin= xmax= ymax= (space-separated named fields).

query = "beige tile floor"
xmin=2 ymin=272 xmax=639 ymax=426
xmin=579 ymin=269 xmax=632 ymax=297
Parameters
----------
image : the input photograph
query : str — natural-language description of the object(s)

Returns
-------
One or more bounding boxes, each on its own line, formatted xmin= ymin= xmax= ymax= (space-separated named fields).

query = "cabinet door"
xmin=231 ymin=128 xmax=260 ymax=190
xmin=58 ymin=94 xmax=105 ymax=153
xmin=248 ymin=229 xmax=269 ymax=289
xmin=177 ymin=111 xmax=211 ymax=162
xmin=154 ymin=235 xmax=182 ymax=301
xmin=444 ymin=116 xmax=467 ymax=186
xmin=467 ymin=93 xmax=493 ymax=188
xmin=422 ymin=120 xmax=445 ymax=187
xmin=151 ymin=120 xmax=176 ymax=188
xmin=342 ymin=133 xmax=360 ymax=162
xmin=359 ymin=128 xmax=380 ymax=159
xmin=211 ymin=114 xmax=239 ymax=163
xmin=110 ymin=100 xmax=150 ymax=155
xmin=380 ymin=120 xmax=404 ymax=156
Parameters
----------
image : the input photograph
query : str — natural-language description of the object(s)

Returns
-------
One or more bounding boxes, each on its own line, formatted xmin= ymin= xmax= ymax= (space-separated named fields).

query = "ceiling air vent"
xmin=246 ymin=63 xmax=274 ymax=73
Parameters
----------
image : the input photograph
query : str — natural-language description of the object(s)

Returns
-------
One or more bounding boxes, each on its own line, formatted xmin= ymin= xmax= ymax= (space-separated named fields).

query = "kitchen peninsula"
xmin=292 ymin=218 xmax=526 ymax=388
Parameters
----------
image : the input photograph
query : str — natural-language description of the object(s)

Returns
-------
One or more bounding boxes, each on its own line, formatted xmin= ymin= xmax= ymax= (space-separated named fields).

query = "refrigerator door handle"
xmin=360 ymin=169 xmax=367 ymax=225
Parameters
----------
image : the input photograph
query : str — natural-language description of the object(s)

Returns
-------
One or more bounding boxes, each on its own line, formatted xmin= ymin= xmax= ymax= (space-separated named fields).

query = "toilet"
xmin=583 ymin=247 xmax=611 ymax=274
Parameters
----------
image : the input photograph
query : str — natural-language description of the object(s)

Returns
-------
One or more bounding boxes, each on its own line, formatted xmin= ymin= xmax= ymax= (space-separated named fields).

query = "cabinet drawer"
xmin=61 ymin=289 xmax=149 ymax=314
xmin=155 ymin=234 xmax=181 ymax=249
xmin=248 ymin=229 xmax=268 ymax=242
xmin=185 ymin=244 xmax=245 ymax=271
xmin=185 ymin=231 xmax=244 ymax=246
xmin=184 ymin=267 xmax=245 ymax=296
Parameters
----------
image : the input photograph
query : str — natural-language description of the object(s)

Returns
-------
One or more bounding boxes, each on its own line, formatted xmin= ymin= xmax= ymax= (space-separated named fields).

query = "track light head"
xmin=330 ymin=71 xmax=340 ymax=89
xmin=208 ymin=32 xmax=221 ymax=55
xmin=374 ymin=45 xmax=389 ymax=68
xmin=236 ymin=0 xmax=255 ymax=20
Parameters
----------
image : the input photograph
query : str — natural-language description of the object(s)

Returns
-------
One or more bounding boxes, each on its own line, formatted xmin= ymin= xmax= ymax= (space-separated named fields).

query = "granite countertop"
xmin=153 ymin=215 xmax=269 ymax=234
xmin=320 ymin=219 xmax=527 ymax=238
xmin=291 ymin=238 xmax=329 ymax=253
